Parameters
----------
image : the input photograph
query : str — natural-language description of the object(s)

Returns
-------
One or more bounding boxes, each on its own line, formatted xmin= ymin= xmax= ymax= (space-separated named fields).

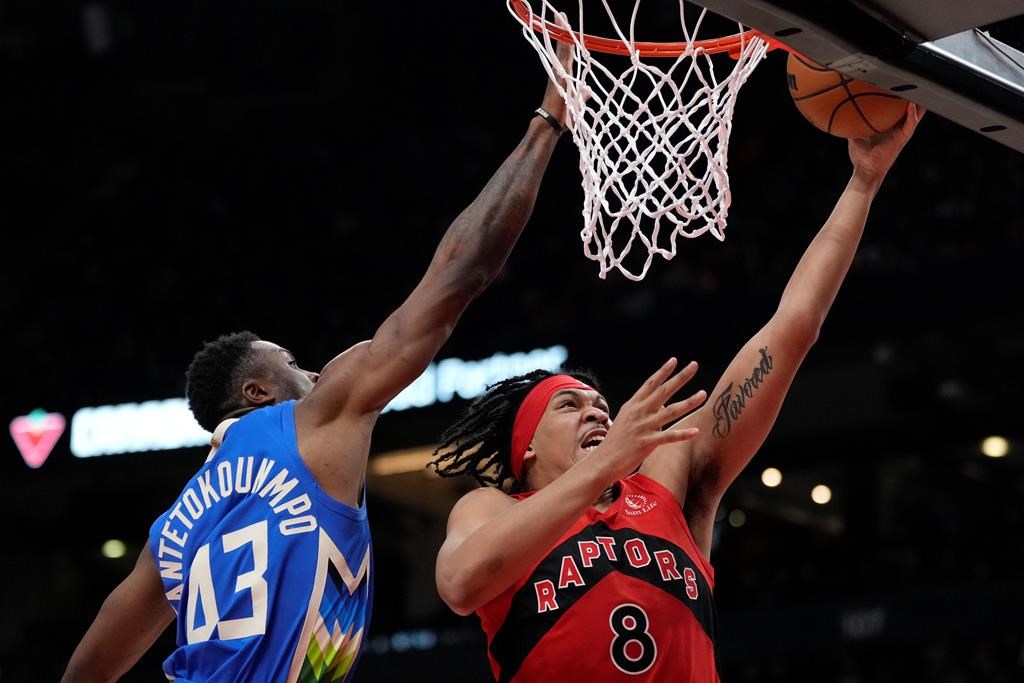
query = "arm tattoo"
xmin=712 ymin=347 xmax=774 ymax=438
xmin=435 ymin=135 xmax=554 ymax=281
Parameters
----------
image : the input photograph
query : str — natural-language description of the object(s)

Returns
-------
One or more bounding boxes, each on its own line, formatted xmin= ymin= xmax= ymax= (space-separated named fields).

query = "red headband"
xmin=510 ymin=375 xmax=594 ymax=480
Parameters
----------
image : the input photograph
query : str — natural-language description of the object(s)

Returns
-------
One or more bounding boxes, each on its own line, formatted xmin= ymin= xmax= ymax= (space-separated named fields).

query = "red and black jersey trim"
xmin=488 ymin=521 xmax=718 ymax=682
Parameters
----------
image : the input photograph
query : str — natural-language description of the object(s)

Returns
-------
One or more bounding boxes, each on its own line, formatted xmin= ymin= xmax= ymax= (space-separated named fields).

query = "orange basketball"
xmin=786 ymin=53 xmax=907 ymax=138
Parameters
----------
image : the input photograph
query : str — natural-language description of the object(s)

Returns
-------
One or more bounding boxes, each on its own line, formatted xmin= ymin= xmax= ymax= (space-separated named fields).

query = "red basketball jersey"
xmin=476 ymin=473 xmax=718 ymax=683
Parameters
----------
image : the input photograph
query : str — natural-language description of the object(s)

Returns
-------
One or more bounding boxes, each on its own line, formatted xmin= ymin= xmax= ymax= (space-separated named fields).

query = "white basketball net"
xmin=510 ymin=0 xmax=770 ymax=280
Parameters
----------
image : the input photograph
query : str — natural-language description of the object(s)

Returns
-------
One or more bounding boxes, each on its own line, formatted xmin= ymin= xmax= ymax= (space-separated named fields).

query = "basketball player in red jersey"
xmin=430 ymin=104 xmax=923 ymax=681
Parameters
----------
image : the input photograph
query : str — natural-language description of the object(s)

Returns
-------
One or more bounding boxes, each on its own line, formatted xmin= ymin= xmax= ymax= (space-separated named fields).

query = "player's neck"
xmin=592 ymin=482 xmax=619 ymax=512
xmin=222 ymin=405 xmax=260 ymax=422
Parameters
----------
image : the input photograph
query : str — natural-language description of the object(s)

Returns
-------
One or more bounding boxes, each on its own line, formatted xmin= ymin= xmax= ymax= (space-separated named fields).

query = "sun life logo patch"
xmin=623 ymin=493 xmax=658 ymax=517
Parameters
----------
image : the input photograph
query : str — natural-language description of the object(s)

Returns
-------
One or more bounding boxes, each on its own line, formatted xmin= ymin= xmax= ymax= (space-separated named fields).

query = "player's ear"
xmin=522 ymin=445 xmax=538 ymax=471
xmin=241 ymin=378 xmax=275 ymax=407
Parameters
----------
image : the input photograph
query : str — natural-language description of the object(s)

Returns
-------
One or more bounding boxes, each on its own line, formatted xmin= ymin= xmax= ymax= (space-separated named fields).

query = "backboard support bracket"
xmin=696 ymin=0 xmax=1024 ymax=153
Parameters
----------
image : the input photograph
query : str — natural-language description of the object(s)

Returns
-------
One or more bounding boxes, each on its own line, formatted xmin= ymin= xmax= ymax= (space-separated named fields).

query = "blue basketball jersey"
xmin=148 ymin=401 xmax=373 ymax=682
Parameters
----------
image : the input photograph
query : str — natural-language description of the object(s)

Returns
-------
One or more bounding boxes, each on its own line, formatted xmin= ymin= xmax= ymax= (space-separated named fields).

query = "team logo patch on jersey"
xmin=292 ymin=531 xmax=371 ymax=683
xmin=623 ymin=493 xmax=658 ymax=516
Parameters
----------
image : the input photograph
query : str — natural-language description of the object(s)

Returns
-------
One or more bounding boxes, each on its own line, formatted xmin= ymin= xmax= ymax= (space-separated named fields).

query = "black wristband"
xmin=533 ymin=107 xmax=565 ymax=136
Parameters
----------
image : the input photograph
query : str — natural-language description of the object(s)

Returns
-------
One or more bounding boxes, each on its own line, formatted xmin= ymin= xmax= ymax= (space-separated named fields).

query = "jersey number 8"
xmin=609 ymin=603 xmax=657 ymax=674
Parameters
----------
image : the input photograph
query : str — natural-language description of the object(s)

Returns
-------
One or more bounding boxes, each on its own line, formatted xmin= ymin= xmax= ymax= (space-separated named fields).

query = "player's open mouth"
xmin=580 ymin=429 xmax=607 ymax=451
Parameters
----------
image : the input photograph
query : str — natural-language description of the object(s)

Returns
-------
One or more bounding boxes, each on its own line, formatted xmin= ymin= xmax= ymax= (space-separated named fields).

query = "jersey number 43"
xmin=186 ymin=520 xmax=269 ymax=643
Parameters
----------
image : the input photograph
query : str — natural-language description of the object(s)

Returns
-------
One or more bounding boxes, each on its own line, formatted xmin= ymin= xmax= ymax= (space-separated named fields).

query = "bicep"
xmin=687 ymin=315 xmax=815 ymax=495
xmin=642 ymin=315 xmax=815 ymax=505
xmin=307 ymin=270 xmax=474 ymax=420
xmin=358 ymin=283 xmax=462 ymax=410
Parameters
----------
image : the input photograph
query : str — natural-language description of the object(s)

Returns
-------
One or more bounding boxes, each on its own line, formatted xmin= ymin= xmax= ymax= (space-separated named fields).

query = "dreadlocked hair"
xmin=429 ymin=368 xmax=601 ymax=492
xmin=185 ymin=331 xmax=262 ymax=433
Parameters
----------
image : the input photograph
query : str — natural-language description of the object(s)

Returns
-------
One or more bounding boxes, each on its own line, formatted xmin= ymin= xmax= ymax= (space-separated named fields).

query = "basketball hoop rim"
xmin=508 ymin=0 xmax=785 ymax=57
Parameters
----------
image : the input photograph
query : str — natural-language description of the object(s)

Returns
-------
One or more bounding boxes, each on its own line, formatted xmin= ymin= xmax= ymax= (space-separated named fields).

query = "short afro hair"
xmin=429 ymin=368 xmax=601 ymax=492
xmin=185 ymin=331 xmax=262 ymax=432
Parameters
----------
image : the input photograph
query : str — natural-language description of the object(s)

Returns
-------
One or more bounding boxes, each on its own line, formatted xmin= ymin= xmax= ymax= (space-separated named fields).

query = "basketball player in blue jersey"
xmin=62 ymin=43 xmax=575 ymax=683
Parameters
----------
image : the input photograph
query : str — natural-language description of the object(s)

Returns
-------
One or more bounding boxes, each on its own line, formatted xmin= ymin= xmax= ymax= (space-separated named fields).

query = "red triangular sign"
xmin=10 ymin=409 xmax=66 ymax=469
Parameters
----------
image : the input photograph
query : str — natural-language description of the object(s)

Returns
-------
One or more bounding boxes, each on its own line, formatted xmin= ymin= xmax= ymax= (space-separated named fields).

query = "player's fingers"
xmin=651 ymin=361 xmax=699 ymax=406
xmin=902 ymin=102 xmax=920 ymax=135
xmin=553 ymin=14 xmax=573 ymax=68
xmin=658 ymin=390 xmax=707 ymax=425
xmin=650 ymin=426 xmax=700 ymax=447
xmin=631 ymin=357 xmax=679 ymax=401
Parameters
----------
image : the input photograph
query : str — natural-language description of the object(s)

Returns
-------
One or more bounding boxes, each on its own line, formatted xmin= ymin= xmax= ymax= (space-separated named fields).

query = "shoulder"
xmin=624 ymin=472 xmax=675 ymax=501
xmin=310 ymin=340 xmax=373 ymax=392
xmin=451 ymin=486 xmax=517 ymax=517
xmin=294 ymin=340 xmax=374 ymax=427
xmin=636 ymin=438 xmax=701 ymax=509
xmin=446 ymin=486 xmax=517 ymax=532
xmin=322 ymin=339 xmax=372 ymax=371
xmin=439 ymin=487 xmax=517 ymax=571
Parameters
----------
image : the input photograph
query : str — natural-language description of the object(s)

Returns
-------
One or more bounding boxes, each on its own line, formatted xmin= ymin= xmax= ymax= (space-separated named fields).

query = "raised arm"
xmin=640 ymin=104 xmax=923 ymax=553
xmin=62 ymin=548 xmax=174 ymax=683
xmin=292 ymin=46 xmax=572 ymax=503
xmin=329 ymin=100 xmax=563 ymax=414
xmin=324 ymin=36 xmax=578 ymax=417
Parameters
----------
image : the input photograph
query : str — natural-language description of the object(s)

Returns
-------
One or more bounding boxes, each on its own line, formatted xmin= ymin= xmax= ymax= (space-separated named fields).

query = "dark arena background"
xmin=3 ymin=2 xmax=1023 ymax=681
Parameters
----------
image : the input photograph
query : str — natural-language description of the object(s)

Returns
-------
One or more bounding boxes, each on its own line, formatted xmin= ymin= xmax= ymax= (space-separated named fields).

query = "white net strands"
xmin=510 ymin=0 xmax=770 ymax=280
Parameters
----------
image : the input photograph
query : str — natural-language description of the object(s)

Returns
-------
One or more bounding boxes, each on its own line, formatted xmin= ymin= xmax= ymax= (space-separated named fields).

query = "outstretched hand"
xmin=539 ymin=16 xmax=574 ymax=130
xmin=592 ymin=358 xmax=706 ymax=483
xmin=848 ymin=102 xmax=924 ymax=185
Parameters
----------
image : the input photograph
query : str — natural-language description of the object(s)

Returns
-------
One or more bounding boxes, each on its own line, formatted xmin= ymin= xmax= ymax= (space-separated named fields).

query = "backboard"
xmin=694 ymin=0 xmax=1024 ymax=153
